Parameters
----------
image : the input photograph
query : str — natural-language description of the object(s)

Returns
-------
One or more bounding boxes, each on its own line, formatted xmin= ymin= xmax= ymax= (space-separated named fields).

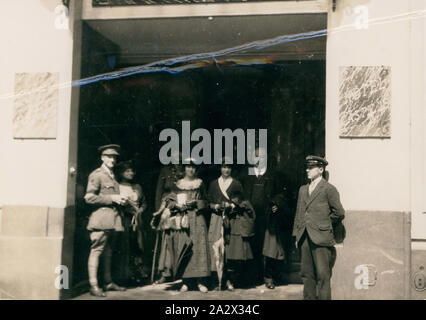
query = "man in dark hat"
xmin=84 ymin=144 xmax=127 ymax=297
xmin=292 ymin=155 xmax=345 ymax=300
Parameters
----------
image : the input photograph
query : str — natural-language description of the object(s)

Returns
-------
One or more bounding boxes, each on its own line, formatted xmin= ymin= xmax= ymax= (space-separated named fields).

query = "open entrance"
xmin=72 ymin=14 xmax=327 ymax=293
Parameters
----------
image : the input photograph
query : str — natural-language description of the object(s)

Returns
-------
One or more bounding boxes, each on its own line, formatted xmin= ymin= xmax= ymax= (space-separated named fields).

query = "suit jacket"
xmin=84 ymin=166 xmax=123 ymax=231
xmin=292 ymin=178 xmax=345 ymax=247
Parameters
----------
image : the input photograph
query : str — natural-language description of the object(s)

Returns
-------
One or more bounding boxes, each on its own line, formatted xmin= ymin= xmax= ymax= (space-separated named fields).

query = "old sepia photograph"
xmin=0 ymin=0 xmax=425 ymax=307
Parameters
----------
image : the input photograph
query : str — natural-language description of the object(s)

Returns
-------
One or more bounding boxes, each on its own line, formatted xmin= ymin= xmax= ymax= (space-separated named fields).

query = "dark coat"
xmin=240 ymin=170 xmax=275 ymax=218
xmin=208 ymin=178 xmax=244 ymax=270
xmin=208 ymin=179 xmax=243 ymax=242
xmin=227 ymin=200 xmax=256 ymax=237
xmin=84 ymin=166 xmax=123 ymax=231
xmin=292 ymin=178 xmax=345 ymax=247
xmin=225 ymin=200 xmax=256 ymax=261
xmin=262 ymin=193 xmax=292 ymax=260
xmin=240 ymin=169 xmax=287 ymax=259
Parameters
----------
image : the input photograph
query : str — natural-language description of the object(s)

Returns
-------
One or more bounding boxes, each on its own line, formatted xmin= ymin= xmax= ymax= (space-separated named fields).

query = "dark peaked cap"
xmin=98 ymin=144 xmax=121 ymax=156
xmin=306 ymin=155 xmax=328 ymax=167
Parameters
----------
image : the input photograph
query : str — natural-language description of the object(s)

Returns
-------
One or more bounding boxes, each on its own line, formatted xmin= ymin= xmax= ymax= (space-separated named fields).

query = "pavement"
xmin=73 ymin=280 xmax=303 ymax=300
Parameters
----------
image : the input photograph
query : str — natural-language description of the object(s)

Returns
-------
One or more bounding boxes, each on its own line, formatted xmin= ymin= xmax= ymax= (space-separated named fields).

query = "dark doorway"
xmin=72 ymin=15 xmax=326 ymax=293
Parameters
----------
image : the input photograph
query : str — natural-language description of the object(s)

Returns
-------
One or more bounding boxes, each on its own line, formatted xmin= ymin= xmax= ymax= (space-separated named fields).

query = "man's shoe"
xmin=90 ymin=285 xmax=106 ymax=297
xmin=104 ymin=282 xmax=126 ymax=291
xmin=180 ymin=284 xmax=189 ymax=292
xmin=266 ymin=282 xmax=275 ymax=289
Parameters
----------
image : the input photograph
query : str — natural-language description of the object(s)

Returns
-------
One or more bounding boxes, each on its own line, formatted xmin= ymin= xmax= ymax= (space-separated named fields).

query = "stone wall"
xmin=0 ymin=205 xmax=75 ymax=299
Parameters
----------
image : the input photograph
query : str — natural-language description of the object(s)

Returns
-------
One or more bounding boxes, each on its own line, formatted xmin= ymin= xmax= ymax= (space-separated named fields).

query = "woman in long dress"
xmin=153 ymin=161 xmax=183 ymax=284
xmin=208 ymin=163 xmax=244 ymax=290
xmin=169 ymin=161 xmax=211 ymax=292
xmin=116 ymin=161 xmax=148 ymax=285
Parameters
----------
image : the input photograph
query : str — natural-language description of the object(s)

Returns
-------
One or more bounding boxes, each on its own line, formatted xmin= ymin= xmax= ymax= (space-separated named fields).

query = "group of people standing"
xmin=83 ymin=143 xmax=345 ymax=300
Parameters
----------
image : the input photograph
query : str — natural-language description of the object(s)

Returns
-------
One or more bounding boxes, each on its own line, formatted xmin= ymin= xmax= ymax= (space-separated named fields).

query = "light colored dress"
xmin=166 ymin=178 xmax=211 ymax=279
xmin=120 ymin=184 xmax=139 ymax=203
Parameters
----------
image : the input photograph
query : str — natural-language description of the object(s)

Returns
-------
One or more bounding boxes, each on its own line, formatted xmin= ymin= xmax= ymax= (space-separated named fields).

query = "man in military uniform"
xmin=293 ymin=155 xmax=345 ymax=300
xmin=84 ymin=144 xmax=127 ymax=297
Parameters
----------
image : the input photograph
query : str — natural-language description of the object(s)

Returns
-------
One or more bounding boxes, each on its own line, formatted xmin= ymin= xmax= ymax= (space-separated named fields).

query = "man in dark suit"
xmin=293 ymin=155 xmax=345 ymax=300
xmin=240 ymin=147 xmax=284 ymax=286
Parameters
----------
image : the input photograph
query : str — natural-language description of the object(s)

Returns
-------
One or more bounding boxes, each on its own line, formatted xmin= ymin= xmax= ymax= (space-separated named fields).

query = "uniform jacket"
xmin=292 ymin=178 xmax=345 ymax=247
xmin=84 ymin=165 xmax=123 ymax=231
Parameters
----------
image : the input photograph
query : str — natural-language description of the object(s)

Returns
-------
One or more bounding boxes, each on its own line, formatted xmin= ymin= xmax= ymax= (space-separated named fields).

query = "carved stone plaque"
xmin=13 ymin=72 xmax=59 ymax=139
xmin=339 ymin=66 xmax=391 ymax=138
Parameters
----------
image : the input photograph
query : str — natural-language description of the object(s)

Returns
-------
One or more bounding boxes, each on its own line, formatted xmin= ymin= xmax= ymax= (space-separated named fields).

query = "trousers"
xmin=264 ymin=257 xmax=283 ymax=284
xmin=88 ymin=230 xmax=116 ymax=287
xmin=300 ymin=232 xmax=336 ymax=300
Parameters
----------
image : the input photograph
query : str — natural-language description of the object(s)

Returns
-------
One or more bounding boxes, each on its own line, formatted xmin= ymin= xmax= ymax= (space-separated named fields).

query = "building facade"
xmin=0 ymin=0 xmax=425 ymax=299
